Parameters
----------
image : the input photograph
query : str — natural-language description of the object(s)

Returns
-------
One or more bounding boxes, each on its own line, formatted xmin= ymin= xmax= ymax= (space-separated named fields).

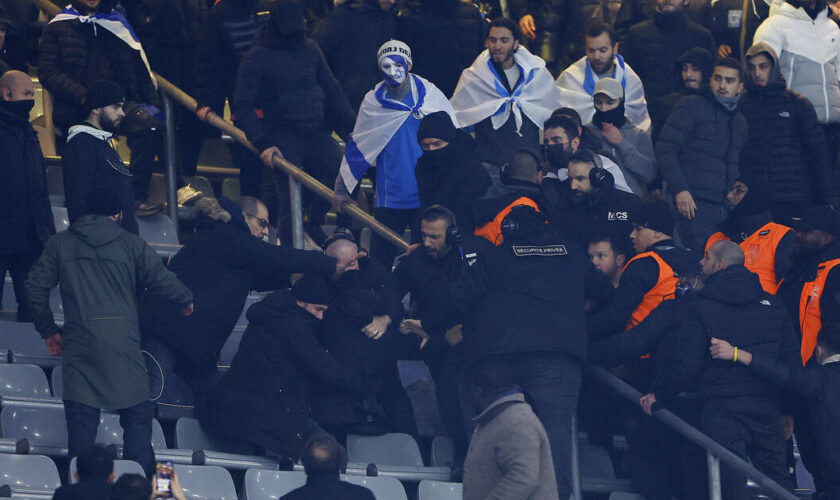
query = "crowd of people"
xmin=1 ymin=0 xmax=840 ymax=498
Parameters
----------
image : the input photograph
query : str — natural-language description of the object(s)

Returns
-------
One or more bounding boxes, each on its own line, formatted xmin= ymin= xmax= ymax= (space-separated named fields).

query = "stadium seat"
xmin=0 ymin=320 xmax=60 ymax=368
xmin=418 ymin=480 xmax=462 ymax=500
xmin=175 ymin=417 xmax=278 ymax=470
xmin=243 ymin=469 xmax=306 ymax=499
xmin=0 ymin=364 xmax=52 ymax=399
xmin=580 ymin=444 xmax=616 ymax=480
xmin=50 ymin=365 xmax=62 ymax=398
xmin=69 ymin=456 xmax=144 ymax=484
xmin=430 ymin=435 xmax=455 ymax=467
xmin=1 ymin=275 xmax=12 ymax=312
xmin=0 ymin=453 xmax=61 ymax=496
xmin=0 ymin=406 xmax=68 ymax=456
xmin=173 ymin=464 xmax=237 ymax=500
xmin=51 ymin=206 xmax=69 ymax=233
xmin=609 ymin=493 xmax=645 ymax=500
xmin=221 ymin=177 xmax=240 ymax=202
xmin=346 ymin=433 xmax=424 ymax=468
xmin=136 ymin=214 xmax=181 ymax=257
xmin=344 ymin=474 xmax=407 ymax=500
xmin=46 ymin=165 xmax=64 ymax=207
xmin=96 ymin=413 xmax=168 ymax=450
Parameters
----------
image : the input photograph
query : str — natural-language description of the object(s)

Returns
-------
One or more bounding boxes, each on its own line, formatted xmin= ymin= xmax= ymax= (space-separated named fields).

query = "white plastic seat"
xmin=430 ymin=435 xmax=455 ymax=467
xmin=51 ymin=206 xmax=69 ymax=233
xmin=418 ymin=480 xmax=462 ymax=500
xmin=96 ymin=413 xmax=167 ymax=450
xmin=0 ymin=453 xmax=61 ymax=496
xmin=69 ymin=456 xmax=144 ymax=484
xmin=173 ymin=464 xmax=237 ymax=500
xmin=344 ymin=474 xmax=407 ymax=500
xmin=0 ymin=363 xmax=52 ymax=399
xmin=346 ymin=433 xmax=424 ymax=468
xmin=0 ymin=320 xmax=60 ymax=368
xmin=243 ymin=469 xmax=306 ymax=499
xmin=581 ymin=444 xmax=616 ymax=479
xmin=136 ymin=214 xmax=181 ymax=257
xmin=0 ymin=406 xmax=67 ymax=456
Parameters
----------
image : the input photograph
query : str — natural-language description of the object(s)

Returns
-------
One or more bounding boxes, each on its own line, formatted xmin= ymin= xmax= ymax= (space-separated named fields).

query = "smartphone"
xmin=155 ymin=461 xmax=174 ymax=498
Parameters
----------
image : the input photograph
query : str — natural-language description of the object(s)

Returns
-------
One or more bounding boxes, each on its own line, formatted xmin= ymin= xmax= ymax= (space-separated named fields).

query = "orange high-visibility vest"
xmin=799 ymin=258 xmax=840 ymax=365
xmin=705 ymin=222 xmax=793 ymax=294
xmin=623 ymin=251 xmax=678 ymax=330
xmin=474 ymin=197 xmax=540 ymax=245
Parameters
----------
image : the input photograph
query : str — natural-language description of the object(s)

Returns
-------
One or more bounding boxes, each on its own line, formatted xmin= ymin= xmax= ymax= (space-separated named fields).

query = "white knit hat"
xmin=377 ymin=40 xmax=412 ymax=67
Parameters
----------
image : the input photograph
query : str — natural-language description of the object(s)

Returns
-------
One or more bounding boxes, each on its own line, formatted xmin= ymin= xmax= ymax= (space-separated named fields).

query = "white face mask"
xmin=379 ymin=56 xmax=407 ymax=87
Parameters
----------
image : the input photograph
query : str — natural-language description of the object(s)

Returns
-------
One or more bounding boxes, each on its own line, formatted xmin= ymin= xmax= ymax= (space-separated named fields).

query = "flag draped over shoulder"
xmin=340 ymin=74 xmax=457 ymax=193
xmin=556 ymin=55 xmax=651 ymax=131
xmin=450 ymin=47 xmax=563 ymax=133
xmin=50 ymin=5 xmax=156 ymax=88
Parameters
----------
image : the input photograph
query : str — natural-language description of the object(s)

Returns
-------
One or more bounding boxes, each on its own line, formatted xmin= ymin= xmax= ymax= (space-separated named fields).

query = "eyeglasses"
xmin=245 ymin=213 xmax=270 ymax=229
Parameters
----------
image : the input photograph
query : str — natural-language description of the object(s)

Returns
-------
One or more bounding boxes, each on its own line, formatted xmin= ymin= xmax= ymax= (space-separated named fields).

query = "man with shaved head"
xmin=0 ymin=70 xmax=55 ymax=322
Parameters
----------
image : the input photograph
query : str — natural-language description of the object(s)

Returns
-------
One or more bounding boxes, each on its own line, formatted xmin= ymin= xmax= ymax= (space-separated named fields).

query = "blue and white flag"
xmin=340 ymin=74 xmax=457 ymax=193
xmin=555 ymin=54 xmax=650 ymax=131
xmin=50 ymin=5 xmax=156 ymax=88
xmin=450 ymin=46 xmax=563 ymax=133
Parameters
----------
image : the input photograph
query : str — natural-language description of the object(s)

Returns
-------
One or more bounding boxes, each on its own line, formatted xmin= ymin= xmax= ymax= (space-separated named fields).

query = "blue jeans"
xmin=64 ymin=399 xmax=156 ymax=477
xmin=475 ymin=351 xmax=582 ymax=496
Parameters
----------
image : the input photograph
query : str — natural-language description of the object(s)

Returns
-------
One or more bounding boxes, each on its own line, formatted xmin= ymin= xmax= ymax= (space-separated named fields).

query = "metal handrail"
xmin=587 ymin=366 xmax=799 ymax=500
xmin=29 ymin=0 xmax=409 ymax=251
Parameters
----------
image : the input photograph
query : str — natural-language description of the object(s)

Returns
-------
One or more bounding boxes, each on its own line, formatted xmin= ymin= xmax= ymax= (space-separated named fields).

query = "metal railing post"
xmin=570 ymin=413 xmax=582 ymax=500
xmin=707 ymin=452 xmax=723 ymax=500
xmin=161 ymin=93 xmax=179 ymax=239
xmin=289 ymin=176 xmax=304 ymax=249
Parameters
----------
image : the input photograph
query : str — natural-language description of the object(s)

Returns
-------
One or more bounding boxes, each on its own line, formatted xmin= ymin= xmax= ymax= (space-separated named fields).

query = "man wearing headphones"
xmin=423 ymin=205 xmax=593 ymax=496
xmin=543 ymin=148 xmax=642 ymax=250
xmin=394 ymin=205 xmax=491 ymax=464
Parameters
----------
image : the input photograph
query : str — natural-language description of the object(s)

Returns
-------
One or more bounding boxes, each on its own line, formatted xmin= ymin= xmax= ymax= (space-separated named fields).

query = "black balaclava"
xmin=592 ymin=99 xmax=627 ymax=129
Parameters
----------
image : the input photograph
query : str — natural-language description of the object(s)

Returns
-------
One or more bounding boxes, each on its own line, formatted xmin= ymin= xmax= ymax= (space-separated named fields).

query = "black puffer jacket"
xmin=621 ymin=10 xmax=716 ymax=102
xmin=198 ymin=290 xmax=371 ymax=459
xmin=656 ymin=87 xmax=748 ymax=203
xmin=38 ymin=6 xmax=159 ymax=128
xmin=138 ymin=198 xmax=337 ymax=368
xmin=739 ymin=43 xmax=837 ymax=206
xmin=414 ymin=132 xmax=491 ymax=232
xmin=311 ymin=0 xmax=396 ymax=111
xmin=232 ymin=29 xmax=355 ymax=151
xmin=0 ymin=105 xmax=54 ymax=254
xmin=397 ymin=0 xmax=485 ymax=97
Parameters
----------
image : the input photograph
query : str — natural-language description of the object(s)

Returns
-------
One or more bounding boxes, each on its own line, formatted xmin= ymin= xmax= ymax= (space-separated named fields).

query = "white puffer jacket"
xmin=753 ymin=1 xmax=840 ymax=124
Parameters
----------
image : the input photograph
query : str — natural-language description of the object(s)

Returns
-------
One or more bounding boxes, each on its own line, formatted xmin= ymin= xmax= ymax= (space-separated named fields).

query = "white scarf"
xmin=339 ymin=74 xmax=457 ymax=192
xmin=67 ymin=124 xmax=113 ymax=143
xmin=450 ymin=47 xmax=563 ymax=133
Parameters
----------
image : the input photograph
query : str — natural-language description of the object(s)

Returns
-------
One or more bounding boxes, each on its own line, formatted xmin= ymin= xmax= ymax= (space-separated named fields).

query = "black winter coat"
xmin=62 ymin=125 xmax=138 ymax=234
xmin=0 ymin=106 xmax=54 ymax=255
xmin=470 ymin=178 xmax=542 ymax=237
xmin=740 ymin=84 xmax=837 ymax=206
xmin=232 ymin=30 xmax=355 ymax=151
xmin=198 ymin=291 xmax=371 ymax=458
xmin=621 ymin=11 xmax=716 ymax=102
xmin=138 ymin=199 xmax=337 ymax=367
xmin=426 ymin=226 xmax=590 ymax=365
xmin=656 ymin=87 xmax=748 ymax=203
xmin=397 ymin=2 xmax=485 ymax=97
xmin=776 ymin=239 xmax=840 ymax=337
xmin=311 ymin=0 xmax=396 ymax=111
xmin=279 ymin=474 xmax=375 ymax=500
xmin=414 ymin=132 xmax=491 ymax=232
xmin=38 ymin=17 xmax=160 ymax=128
xmin=192 ymin=0 xmax=265 ymax=111
xmin=675 ymin=265 xmax=801 ymax=401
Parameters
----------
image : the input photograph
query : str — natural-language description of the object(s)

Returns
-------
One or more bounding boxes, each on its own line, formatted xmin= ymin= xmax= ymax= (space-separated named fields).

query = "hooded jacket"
xmin=311 ymin=0 xmax=396 ymax=111
xmin=25 ymin=215 xmax=193 ymax=410
xmin=138 ymin=197 xmax=337 ymax=368
xmin=649 ymin=47 xmax=713 ymax=141
xmin=62 ymin=123 xmax=138 ymax=234
xmin=198 ymin=290 xmax=371 ymax=458
xmin=0 ymin=104 xmax=54 ymax=255
xmin=655 ymin=86 xmax=748 ymax=203
xmin=753 ymin=0 xmax=840 ymax=124
xmin=739 ymin=42 xmax=837 ymax=206
xmin=621 ymin=9 xmax=717 ymax=102
xmin=232 ymin=28 xmax=355 ymax=150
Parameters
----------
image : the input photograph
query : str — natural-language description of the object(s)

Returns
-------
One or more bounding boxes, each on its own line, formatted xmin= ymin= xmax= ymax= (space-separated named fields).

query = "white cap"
xmin=377 ymin=40 xmax=412 ymax=67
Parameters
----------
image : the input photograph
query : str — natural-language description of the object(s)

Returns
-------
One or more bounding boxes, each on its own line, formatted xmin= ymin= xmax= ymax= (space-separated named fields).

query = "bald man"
xmin=0 ymin=70 xmax=54 ymax=321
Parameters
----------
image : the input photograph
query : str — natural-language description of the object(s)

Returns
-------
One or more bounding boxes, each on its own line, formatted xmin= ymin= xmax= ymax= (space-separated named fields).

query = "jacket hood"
xmin=776 ymin=0 xmax=828 ymax=20
xmin=246 ymin=289 xmax=312 ymax=325
xmin=745 ymin=42 xmax=785 ymax=89
xmin=474 ymin=392 xmax=526 ymax=422
xmin=674 ymin=47 xmax=713 ymax=89
xmin=698 ymin=265 xmax=764 ymax=305
xmin=69 ymin=215 xmax=123 ymax=248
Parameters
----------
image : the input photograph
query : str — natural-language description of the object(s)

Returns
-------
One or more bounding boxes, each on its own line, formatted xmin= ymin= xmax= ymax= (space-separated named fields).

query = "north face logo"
xmin=779 ymin=111 xmax=790 ymax=118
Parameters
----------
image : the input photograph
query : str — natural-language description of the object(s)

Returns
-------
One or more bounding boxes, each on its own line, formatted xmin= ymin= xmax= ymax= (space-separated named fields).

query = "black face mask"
xmin=592 ymin=100 xmax=627 ymax=129
xmin=0 ymin=98 xmax=34 ymax=119
xmin=420 ymin=144 xmax=456 ymax=166
xmin=544 ymin=143 xmax=570 ymax=169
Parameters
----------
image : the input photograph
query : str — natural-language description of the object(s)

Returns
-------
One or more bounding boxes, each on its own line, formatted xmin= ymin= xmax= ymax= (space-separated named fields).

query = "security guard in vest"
xmin=704 ymin=179 xmax=795 ymax=294
xmin=587 ymin=200 xmax=696 ymax=345
xmin=472 ymin=150 xmax=542 ymax=245
xmin=424 ymin=205 xmax=597 ymax=497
